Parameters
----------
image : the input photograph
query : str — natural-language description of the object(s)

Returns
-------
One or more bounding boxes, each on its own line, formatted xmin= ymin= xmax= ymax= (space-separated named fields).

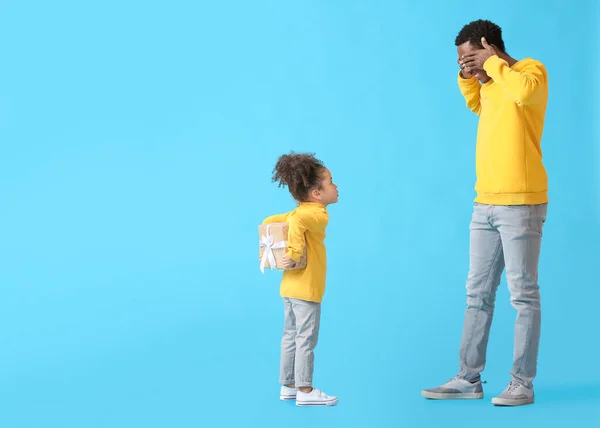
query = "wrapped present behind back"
xmin=258 ymin=222 xmax=307 ymax=273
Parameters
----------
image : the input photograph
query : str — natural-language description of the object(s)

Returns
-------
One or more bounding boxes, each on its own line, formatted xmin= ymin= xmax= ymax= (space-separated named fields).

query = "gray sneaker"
xmin=422 ymin=376 xmax=484 ymax=400
xmin=491 ymin=381 xmax=534 ymax=406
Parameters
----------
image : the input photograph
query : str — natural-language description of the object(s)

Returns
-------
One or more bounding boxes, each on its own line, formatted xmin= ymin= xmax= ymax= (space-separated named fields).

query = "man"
xmin=422 ymin=19 xmax=549 ymax=406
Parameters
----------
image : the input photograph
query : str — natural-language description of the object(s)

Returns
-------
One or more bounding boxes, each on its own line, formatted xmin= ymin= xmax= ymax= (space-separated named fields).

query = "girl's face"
xmin=312 ymin=168 xmax=338 ymax=206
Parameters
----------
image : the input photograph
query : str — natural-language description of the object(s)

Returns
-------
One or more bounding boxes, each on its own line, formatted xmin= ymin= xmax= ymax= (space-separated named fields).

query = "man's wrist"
xmin=482 ymin=54 xmax=499 ymax=71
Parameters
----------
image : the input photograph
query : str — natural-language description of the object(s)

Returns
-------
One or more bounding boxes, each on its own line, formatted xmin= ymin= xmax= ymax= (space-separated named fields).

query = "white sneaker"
xmin=296 ymin=388 xmax=338 ymax=407
xmin=491 ymin=381 xmax=534 ymax=406
xmin=280 ymin=385 xmax=298 ymax=400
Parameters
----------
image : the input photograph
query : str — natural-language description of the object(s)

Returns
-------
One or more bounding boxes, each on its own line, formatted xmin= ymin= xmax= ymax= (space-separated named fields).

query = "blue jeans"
xmin=279 ymin=298 xmax=321 ymax=388
xmin=458 ymin=203 xmax=548 ymax=388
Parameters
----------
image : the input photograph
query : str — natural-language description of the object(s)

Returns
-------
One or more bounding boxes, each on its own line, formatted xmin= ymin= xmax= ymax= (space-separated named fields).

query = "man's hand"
xmin=459 ymin=37 xmax=498 ymax=75
xmin=281 ymin=255 xmax=298 ymax=269
xmin=458 ymin=57 xmax=472 ymax=79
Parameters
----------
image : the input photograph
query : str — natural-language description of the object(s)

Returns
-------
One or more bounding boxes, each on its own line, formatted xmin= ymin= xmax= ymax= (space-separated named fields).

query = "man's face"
xmin=457 ymin=41 xmax=491 ymax=83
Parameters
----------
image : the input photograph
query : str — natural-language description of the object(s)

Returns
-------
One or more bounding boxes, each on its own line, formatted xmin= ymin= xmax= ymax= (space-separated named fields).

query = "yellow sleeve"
xmin=457 ymin=71 xmax=482 ymax=115
xmin=483 ymin=56 xmax=547 ymax=106
xmin=285 ymin=209 xmax=327 ymax=262
xmin=262 ymin=213 xmax=289 ymax=224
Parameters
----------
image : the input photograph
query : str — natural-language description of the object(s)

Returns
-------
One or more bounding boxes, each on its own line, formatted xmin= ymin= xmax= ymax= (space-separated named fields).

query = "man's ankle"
xmin=285 ymin=384 xmax=295 ymax=388
xmin=299 ymin=387 xmax=313 ymax=393
xmin=459 ymin=374 xmax=481 ymax=384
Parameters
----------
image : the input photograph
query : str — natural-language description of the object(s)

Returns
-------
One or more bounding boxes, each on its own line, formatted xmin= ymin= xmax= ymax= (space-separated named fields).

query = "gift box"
xmin=258 ymin=222 xmax=307 ymax=273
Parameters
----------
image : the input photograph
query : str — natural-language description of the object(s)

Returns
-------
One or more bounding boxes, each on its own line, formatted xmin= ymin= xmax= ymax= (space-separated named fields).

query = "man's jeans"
xmin=458 ymin=203 xmax=547 ymax=388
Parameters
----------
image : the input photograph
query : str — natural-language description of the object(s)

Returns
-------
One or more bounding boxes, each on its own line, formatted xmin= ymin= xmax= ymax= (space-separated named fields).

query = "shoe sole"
xmin=280 ymin=395 xmax=296 ymax=401
xmin=492 ymin=397 xmax=534 ymax=406
xmin=297 ymin=398 xmax=339 ymax=407
xmin=422 ymin=391 xmax=484 ymax=400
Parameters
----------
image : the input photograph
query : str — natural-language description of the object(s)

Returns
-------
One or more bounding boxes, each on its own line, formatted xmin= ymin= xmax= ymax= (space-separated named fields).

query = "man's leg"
xmin=492 ymin=204 xmax=547 ymax=406
xmin=422 ymin=204 xmax=504 ymax=400
xmin=458 ymin=203 xmax=506 ymax=381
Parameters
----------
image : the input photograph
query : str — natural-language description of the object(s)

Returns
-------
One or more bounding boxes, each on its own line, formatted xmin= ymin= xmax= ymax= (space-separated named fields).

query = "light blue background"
xmin=1 ymin=1 xmax=598 ymax=427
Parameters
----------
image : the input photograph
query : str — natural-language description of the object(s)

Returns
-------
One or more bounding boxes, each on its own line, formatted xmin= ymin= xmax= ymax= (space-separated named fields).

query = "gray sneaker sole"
xmin=280 ymin=394 xmax=296 ymax=401
xmin=422 ymin=391 xmax=484 ymax=400
xmin=491 ymin=397 xmax=534 ymax=406
xmin=296 ymin=397 xmax=339 ymax=407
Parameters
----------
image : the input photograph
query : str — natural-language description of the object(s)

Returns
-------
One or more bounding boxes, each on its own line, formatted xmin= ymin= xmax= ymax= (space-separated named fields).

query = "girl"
xmin=262 ymin=152 xmax=339 ymax=407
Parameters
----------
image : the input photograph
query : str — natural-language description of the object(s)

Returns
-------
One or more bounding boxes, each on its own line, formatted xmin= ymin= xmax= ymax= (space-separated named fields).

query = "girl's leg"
xmin=290 ymin=298 xmax=321 ymax=391
xmin=279 ymin=298 xmax=297 ymax=387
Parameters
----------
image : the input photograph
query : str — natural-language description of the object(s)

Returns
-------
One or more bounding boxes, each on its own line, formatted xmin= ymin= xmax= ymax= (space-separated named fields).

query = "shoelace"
xmin=449 ymin=376 xmax=486 ymax=385
xmin=505 ymin=381 xmax=520 ymax=394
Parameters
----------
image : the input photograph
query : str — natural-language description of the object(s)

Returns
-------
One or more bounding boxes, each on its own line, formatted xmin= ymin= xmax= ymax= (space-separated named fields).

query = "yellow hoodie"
xmin=262 ymin=203 xmax=328 ymax=303
xmin=458 ymin=55 xmax=549 ymax=205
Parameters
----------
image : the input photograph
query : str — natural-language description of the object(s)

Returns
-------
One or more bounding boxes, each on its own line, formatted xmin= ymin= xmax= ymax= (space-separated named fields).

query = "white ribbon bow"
xmin=260 ymin=224 xmax=287 ymax=273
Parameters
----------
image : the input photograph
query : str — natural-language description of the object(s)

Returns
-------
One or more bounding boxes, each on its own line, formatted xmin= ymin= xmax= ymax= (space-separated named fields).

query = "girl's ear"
xmin=310 ymin=187 xmax=322 ymax=200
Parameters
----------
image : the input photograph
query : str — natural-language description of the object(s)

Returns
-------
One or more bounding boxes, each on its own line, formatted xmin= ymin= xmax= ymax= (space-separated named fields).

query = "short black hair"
xmin=455 ymin=19 xmax=506 ymax=53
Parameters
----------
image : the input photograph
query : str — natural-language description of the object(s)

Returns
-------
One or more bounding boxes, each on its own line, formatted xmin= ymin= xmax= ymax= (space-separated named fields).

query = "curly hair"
xmin=455 ymin=19 xmax=506 ymax=53
xmin=272 ymin=152 xmax=325 ymax=202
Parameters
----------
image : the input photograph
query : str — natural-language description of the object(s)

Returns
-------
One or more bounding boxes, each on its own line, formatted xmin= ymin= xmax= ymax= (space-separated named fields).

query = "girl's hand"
xmin=281 ymin=255 xmax=298 ymax=269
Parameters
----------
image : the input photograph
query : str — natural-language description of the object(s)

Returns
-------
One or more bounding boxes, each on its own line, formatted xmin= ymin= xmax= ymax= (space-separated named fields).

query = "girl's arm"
xmin=286 ymin=210 xmax=327 ymax=262
xmin=262 ymin=213 xmax=289 ymax=224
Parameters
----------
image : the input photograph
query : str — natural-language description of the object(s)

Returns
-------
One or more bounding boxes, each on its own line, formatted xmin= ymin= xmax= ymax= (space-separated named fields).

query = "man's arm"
xmin=458 ymin=72 xmax=482 ymax=115
xmin=483 ymin=56 xmax=547 ymax=106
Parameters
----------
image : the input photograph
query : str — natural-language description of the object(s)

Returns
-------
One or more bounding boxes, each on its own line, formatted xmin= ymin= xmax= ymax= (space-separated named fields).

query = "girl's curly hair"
xmin=272 ymin=152 xmax=325 ymax=202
